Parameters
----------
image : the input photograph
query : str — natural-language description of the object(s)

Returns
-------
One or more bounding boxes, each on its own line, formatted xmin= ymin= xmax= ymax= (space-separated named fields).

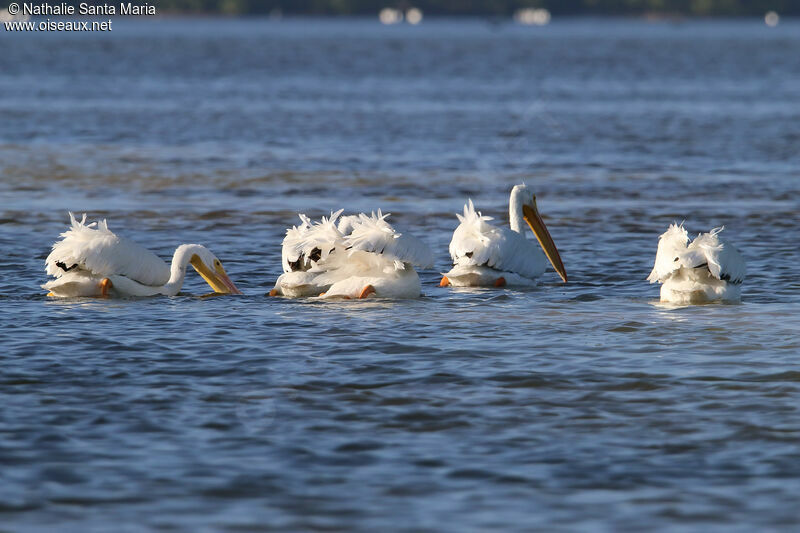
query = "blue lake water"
xmin=1 ymin=17 xmax=800 ymax=531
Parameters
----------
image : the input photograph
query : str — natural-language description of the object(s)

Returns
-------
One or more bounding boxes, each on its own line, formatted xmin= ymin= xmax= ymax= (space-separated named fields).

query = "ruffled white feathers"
xmin=45 ymin=212 xmax=170 ymax=286
xmin=447 ymin=198 xmax=547 ymax=282
xmin=281 ymin=209 xmax=344 ymax=273
xmin=648 ymin=223 xmax=746 ymax=285
xmin=346 ymin=210 xmax=434 ymax=269
xmin=280 ymin=209 xmax=433 ymax=273
xmin=273 ymin=209 xmax=433 ymax=298
xmin=648 ymin=223 xmax=746 ymax=303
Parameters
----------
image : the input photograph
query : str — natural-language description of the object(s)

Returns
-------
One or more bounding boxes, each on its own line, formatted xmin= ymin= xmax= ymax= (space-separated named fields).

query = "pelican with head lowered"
xmin=441 ymin=184 xmax=567 ymax=287
xmin=648 ymin=223 xmax=745 ymax=304
xmin=270 ymin=209 xmax=434 ymax=299
xmin=43 ymin=213 xmax=242 ymax=297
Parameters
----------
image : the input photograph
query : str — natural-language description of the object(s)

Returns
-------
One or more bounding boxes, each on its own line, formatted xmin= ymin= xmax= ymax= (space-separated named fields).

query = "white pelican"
xmin=43 ymin=213 xmax=242 ymax=297
xmin=648 ymin=223 xmax=746 ymax=304
xmin=270 ymin=209 xmax=434 ymax=299
xmin=440 ymin=184 xmax=567 ymax=287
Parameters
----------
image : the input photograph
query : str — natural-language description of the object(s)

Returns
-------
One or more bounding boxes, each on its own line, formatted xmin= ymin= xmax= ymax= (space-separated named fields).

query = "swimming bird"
xmin=43 ymin=213 xmax=242 ymax=297
xmin=440 ymin=184 xmax=567 ymax=287
xmin=647 ymin=223 xmax=745 ymax=304
xmin=270 ymin=209 xmax=434 ymax=299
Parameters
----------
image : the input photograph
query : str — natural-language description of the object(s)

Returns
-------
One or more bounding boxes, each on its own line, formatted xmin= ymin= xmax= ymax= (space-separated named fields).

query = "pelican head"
xmin=512 ymin=184 xmax=568 ymax=283
xmin=186 ymin=246 xmax=242 ymax=295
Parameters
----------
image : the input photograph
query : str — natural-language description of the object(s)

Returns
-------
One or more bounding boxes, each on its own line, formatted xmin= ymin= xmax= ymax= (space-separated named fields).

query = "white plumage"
xmin=272 ymin=210 xmax=346 ymax=298
xmin=442 ymin=184 xmax=567 ymax=287
xmin=270 ymin=209 xmax=433 ymax=299
xmin=344 ymin=210 xmax=434 ymax=270
xmin=448 ymin=199 xmax=546 ymax=283
xmin=43 ymin=213 xmax=241 ymax=297
xmin=280 ymin=213 xmax=313 ymax=273
xmin=46 ymin=213 xmax=169 ymax=286
xmin=648 ymin=223 xmax=746 ymax=304
xmin=281 ymin=210 xmax=344 ymax=274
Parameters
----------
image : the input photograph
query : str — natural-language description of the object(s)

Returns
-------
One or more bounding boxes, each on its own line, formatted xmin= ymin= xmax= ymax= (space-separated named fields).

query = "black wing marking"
xmin=56 ymin=261 xmax=79 ymax=272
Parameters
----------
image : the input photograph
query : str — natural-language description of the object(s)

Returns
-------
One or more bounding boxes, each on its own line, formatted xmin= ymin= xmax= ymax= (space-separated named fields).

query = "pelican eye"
xmin=674 ymin=257 xmax=679 ymax=262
